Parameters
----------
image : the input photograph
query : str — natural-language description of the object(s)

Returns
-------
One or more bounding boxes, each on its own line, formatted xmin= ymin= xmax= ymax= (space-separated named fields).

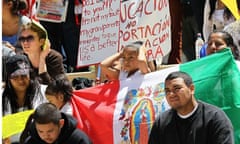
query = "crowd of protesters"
xmin=2 ymin=0 xmax=240 ymax=144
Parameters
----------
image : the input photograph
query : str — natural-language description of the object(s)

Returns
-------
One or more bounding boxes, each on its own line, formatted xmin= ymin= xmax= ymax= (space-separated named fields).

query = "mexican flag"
xmin=3 ymin=49 xmax=240 ymax=143
xmin=72 ymin=48 xmax=240 ymax=144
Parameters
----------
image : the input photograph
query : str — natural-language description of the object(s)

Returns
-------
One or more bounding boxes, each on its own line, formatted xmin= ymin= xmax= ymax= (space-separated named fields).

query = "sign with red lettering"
xmin=77 ymin=0 xmax=120 ymax=67
xmin=77 ymin=0 xmax=171 ymax=66
xmin=120 ymin=0 xmax=171 ymax=60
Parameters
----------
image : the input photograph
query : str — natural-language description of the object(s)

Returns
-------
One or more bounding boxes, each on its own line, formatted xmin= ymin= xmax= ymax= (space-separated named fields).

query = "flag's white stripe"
xmin=113 ymin=65 xmax=179 ymax=143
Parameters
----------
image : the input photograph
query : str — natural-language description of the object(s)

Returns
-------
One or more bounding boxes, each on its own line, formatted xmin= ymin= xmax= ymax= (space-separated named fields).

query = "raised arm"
xmin=137 ymin=45 xmax=151 ymax=74
xmin=38 ymin=39 xmax=50 ymax=75
xmin=100 ymin=52 xmax=122 ymax=81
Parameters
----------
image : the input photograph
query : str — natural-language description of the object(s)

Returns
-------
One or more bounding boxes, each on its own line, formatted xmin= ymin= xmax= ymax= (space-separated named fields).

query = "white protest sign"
xmin=77 ymin=0 xmax=120 ymax=67
xmin=77 ymin=0 xmax=171 ymax=66
xmin=120 ymin=0 xmax=171 ymax=60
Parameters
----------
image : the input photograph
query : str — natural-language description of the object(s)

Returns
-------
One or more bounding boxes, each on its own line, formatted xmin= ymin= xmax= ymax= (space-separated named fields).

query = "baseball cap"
xmin=6 ymin=55 xmax=31 ymax=78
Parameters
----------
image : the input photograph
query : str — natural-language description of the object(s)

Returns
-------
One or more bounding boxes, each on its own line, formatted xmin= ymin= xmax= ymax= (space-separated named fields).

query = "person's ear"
xmin=59 ymin=119 xmax=64 ymax=128
xmin=7 ymin=1 xmax=13 ymax=7
xmin=39 ymin=39 xmax=46 ymax=49
xmin=189 ymin=84 xmax=195 ymax=95
xmin=57 ymin=93 xmax=64 ymax=102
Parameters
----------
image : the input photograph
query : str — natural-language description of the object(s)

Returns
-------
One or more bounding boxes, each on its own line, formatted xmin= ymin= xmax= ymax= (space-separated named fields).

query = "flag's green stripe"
xmin=180 ymin=48 xmax=240 ymax=144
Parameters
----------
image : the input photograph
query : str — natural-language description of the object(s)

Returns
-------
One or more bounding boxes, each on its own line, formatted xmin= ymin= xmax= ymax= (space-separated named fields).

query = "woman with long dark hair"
xmin=2 ymin=54 xmax=47 ymax=143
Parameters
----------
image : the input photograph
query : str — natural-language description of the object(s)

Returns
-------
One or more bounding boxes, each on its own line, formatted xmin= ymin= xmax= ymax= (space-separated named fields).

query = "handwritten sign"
xmin=120 ymin=0 xmax=171 ymax=60
xmin=77 ymin=0 xmax=171 ymax=66
xmin=77 ymin=0 xmax=120 ymax=66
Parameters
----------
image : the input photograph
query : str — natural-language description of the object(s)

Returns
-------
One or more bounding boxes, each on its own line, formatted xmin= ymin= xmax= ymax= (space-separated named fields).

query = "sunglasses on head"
xmin=18 ymin=35 xmax=35 ymax=43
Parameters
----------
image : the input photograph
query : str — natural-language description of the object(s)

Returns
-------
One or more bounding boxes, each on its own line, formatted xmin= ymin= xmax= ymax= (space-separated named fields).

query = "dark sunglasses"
xmin=19 ymin=35 xmax=35 ymax=43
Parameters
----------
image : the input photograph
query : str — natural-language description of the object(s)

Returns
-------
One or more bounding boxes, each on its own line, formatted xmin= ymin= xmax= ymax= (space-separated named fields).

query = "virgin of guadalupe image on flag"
xmin=72 ymin=48 xmax=240 ymax=144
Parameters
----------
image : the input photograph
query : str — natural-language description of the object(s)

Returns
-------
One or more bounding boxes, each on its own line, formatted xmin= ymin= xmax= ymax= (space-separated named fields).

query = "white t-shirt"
xmin=119 ymin=70 xmax=143 ymax=81
xmin=60 ymin=101 xmax=73 ymax=116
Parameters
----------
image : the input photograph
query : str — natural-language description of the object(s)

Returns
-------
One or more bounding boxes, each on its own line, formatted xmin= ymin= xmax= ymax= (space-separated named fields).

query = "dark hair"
xmin=165 ymin=71 xmax=193 ymax=87
xmin=72 ymin=77 xmax=93 ymax=90
xmin=45 ymin=74 xmax=73 ymax=102
xmin=208 ymin=30 xmax=240 ymax=60
xmin=20 ymin=103 xmax=62 ymax=144
xmin=5 ymin=54 xmax=30 ymax=77
xmin=2 ymin=62 xmax=43 ymax=114
xmin=33 ymin=103 xmax=62 ymax=124
xmin=4 ymin=0 xmax=28 ymax=15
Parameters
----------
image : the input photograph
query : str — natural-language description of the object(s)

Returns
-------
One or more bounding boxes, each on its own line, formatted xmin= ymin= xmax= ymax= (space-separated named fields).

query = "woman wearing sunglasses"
xmin=19 ymin=21 xmax=66 ymax=85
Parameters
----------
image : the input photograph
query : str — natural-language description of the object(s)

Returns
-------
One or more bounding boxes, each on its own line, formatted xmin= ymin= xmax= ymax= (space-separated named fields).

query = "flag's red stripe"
xmin=71 ymin=81 xmax=120 ymax=144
